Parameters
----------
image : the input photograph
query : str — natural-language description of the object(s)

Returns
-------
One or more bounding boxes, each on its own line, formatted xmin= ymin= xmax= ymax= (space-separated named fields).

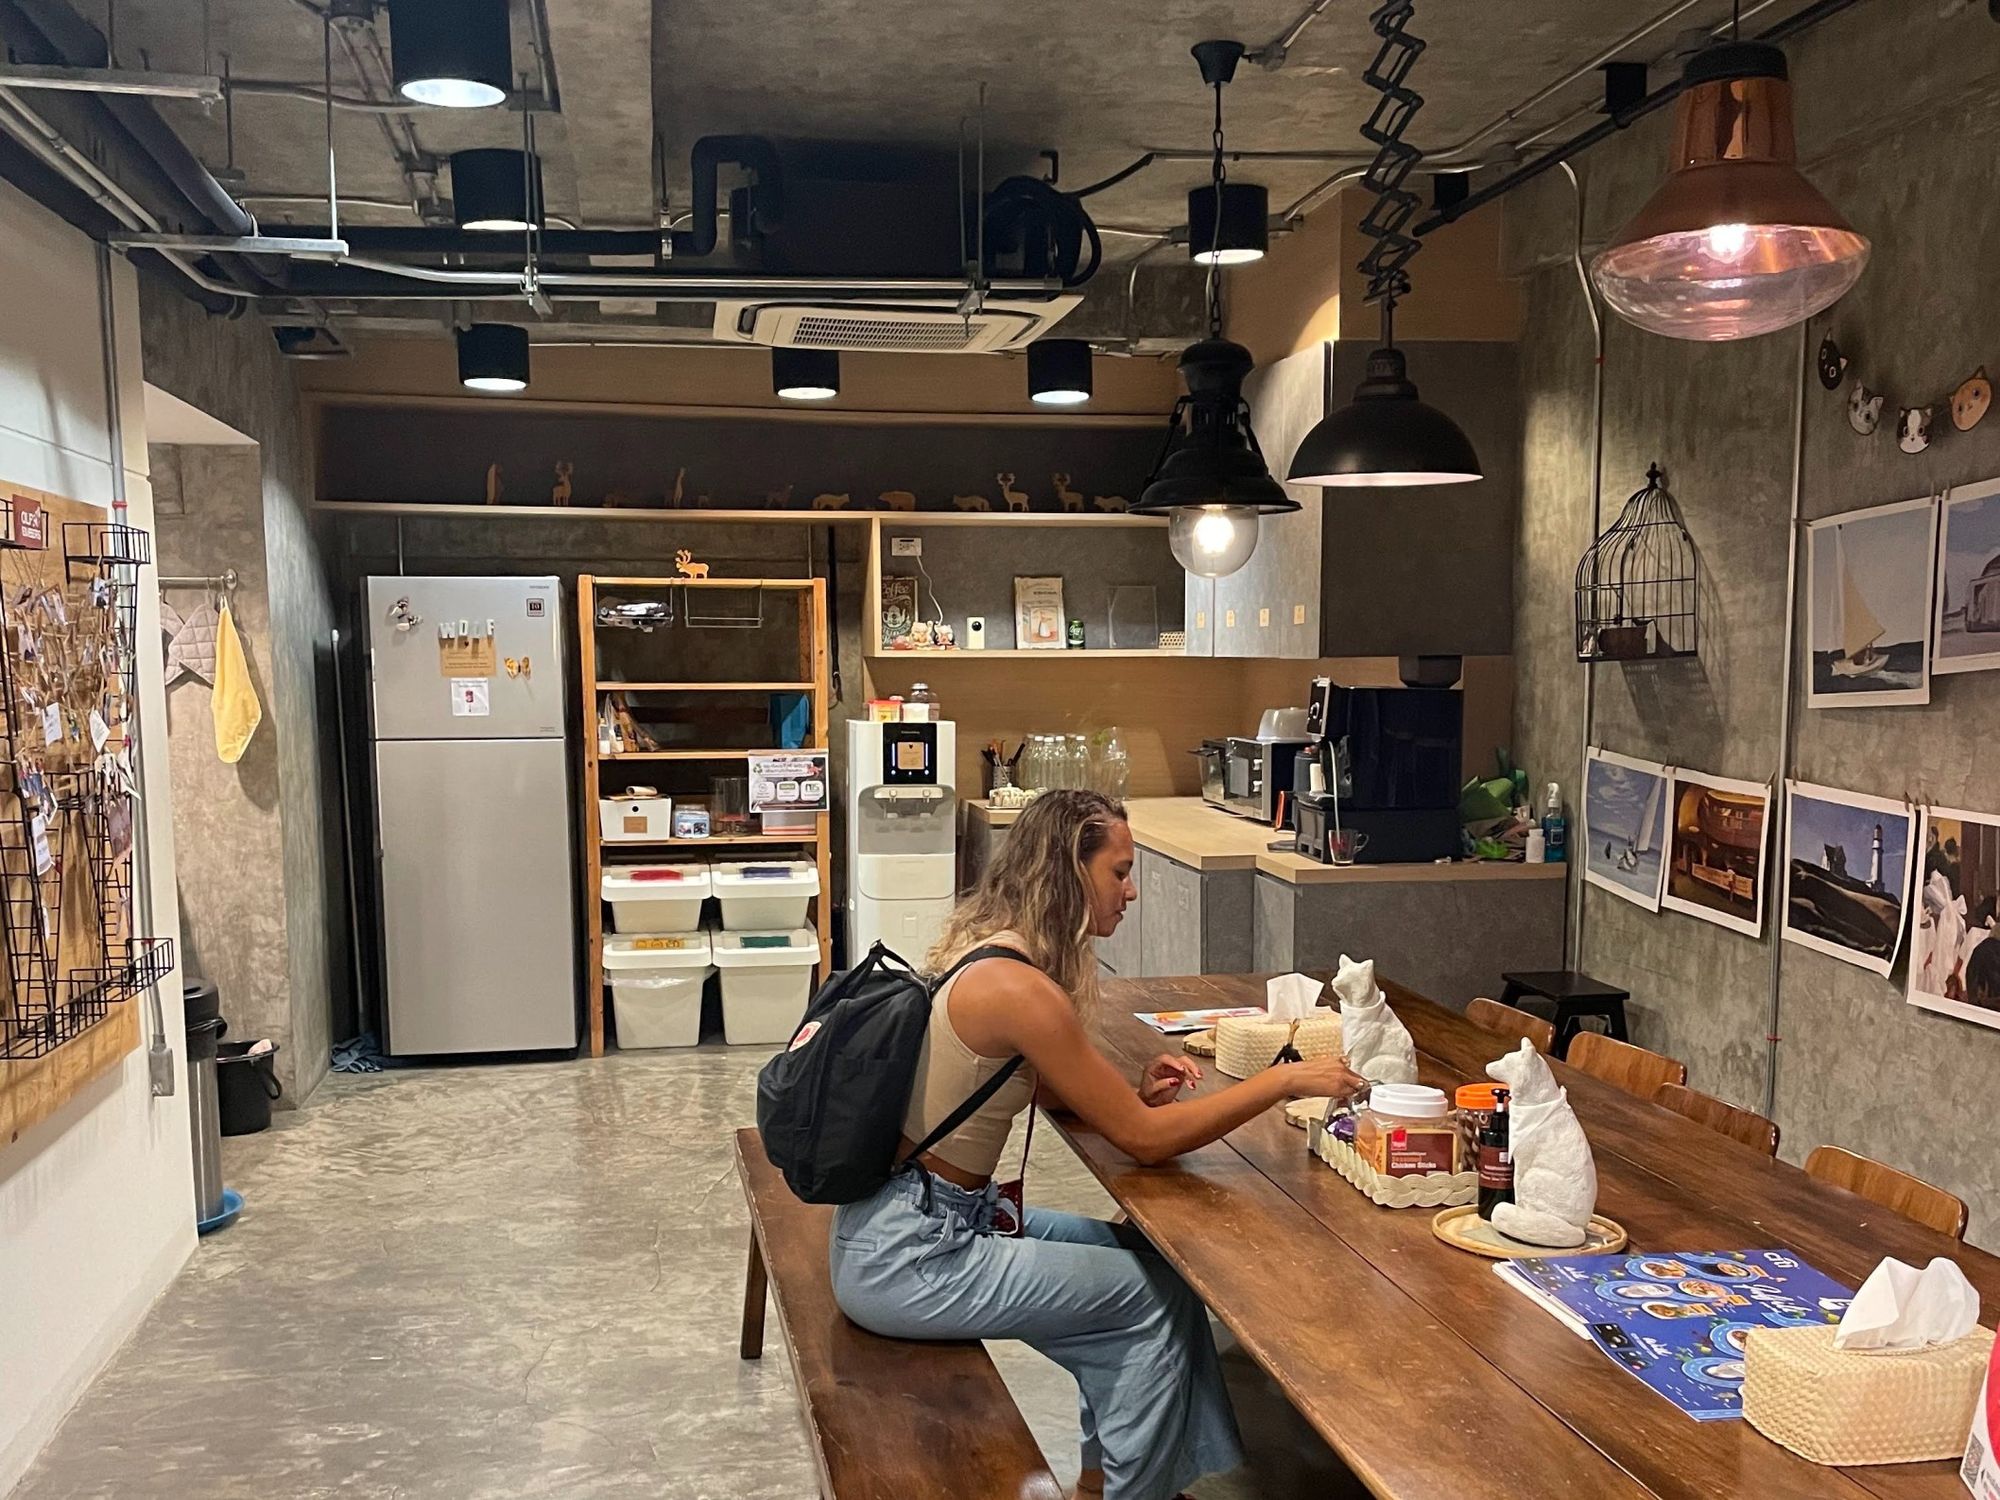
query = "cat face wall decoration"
xmin=1848 ymin=381 xmax=1885 ymax=435
xmin=1899 ymin=404 xmax=1934 ymax=455
xmin=1953 ymin=368 xmax=1992 ymax=432
xmin=1817 ymin=337 xmax=1848 ymax=391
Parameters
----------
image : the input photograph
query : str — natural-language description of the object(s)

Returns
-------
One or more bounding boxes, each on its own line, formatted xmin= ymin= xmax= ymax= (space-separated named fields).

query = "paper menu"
xmin=1133 ymin=1006 xmax=1262 ymax=1035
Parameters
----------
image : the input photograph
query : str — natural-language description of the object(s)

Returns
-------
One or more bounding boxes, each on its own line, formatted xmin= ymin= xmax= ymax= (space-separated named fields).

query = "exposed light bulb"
xmin=1703 ymin=222 xmax=1751 ymax=262
xmin=1168 ymin=505 xmax=1260 ymax=578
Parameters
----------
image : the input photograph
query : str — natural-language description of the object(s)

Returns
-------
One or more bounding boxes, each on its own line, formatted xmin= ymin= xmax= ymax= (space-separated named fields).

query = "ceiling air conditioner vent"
xmin=713 ymin=296 xmax=1081 ymax=354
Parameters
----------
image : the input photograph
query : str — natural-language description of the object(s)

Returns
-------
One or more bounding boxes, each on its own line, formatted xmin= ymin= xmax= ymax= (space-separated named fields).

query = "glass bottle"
xmin=1477 ymin=1088 xmax=1514 ymax=1221
xmin=1069 ymin=735 xmax=1090 ymax=791
xmin=1099 ymin=727 xmax=1130 ymax=800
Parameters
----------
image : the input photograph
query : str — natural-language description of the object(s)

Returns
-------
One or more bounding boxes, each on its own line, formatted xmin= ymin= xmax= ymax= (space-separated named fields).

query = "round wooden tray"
xmin=1283 ymin=1096 xmax=1331 ymax=1128
xmin=1183 ymin=1029 xmax=1217 ymax=1057
xmin=1431 ymin=1205 xmax=1628 ymax=1258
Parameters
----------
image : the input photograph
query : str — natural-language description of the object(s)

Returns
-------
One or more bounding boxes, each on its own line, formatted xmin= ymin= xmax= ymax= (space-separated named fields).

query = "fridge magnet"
xmin=1662 ymin=768 xmax=1773 ymax=939
xmin=1013 ymin=575 xmax=1066 ymax=649
xmin=1908 ymin=804 xmax=2000 ymax=1028
xmin=1805 ymin=495 xmax=1936 ymax=707
xmin=1816 ymin=337 xmax=1847 ymax=391
xmin=1897 ymin=405 xmax=1934 ymax=455
xmin=1782 ymin=781 xmax=1917 ymax=977
xmin=1933 ymin=476 xmax=2000 ymax=675
xmin=1952 ymin=368 xmax=1992 ymax=432
xmin=1582 ymin=747 xmax=1672 ymax=912
xmin=1847 ymin=381 xmax=1884 ymax=435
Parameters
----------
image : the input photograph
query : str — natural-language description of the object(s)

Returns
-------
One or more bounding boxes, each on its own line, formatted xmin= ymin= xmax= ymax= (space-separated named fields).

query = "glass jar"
xmin=1353 ymin=1083 xmax=1459 ymax=1178
xmin=904 ymin=682 xmax=939 ymax=722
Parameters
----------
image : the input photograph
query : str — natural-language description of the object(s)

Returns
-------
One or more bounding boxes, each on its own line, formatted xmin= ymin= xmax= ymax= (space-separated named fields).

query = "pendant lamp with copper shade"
xmin=1591 ymin=40 xmax=1869 ymax=342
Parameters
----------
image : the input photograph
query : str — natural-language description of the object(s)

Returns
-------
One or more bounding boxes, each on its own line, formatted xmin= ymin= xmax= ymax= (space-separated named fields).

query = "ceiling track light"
xmin=457 ymin=324 xmax=529 ymax=392
xmin=388 ymin=0 xmax=511 ymax=108
xmin=1026 ymin=339 xmax=1093 ymax=406
xmin=451 ymin=148 xmax=544 ymax=232
xmin=1591 ymin=40 xmax=1870 ymax=342
xmin=773 ymin=347 xmax=839 ymax=401
xmin=1187 ymin=40 xmax=1268 ymax=267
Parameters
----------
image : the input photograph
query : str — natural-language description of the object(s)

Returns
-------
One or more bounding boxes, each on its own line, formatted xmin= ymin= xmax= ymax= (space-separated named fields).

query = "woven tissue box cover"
xmin=1742 ymin=1323 xmax=1994 ymax=1466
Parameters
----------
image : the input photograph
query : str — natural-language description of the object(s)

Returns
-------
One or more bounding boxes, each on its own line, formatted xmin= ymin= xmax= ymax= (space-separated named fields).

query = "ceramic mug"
xmin=1328 ymin=830 xmax=1371 ymax=866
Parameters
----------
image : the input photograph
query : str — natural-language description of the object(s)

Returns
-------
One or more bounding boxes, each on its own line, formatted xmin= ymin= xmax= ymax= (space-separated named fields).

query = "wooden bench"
xmin=734 ymin=1128 xmax=1064 ymax=1500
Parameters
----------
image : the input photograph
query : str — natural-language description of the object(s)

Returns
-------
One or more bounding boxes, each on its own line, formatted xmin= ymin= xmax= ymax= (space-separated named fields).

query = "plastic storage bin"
xmin=602 ymin=863 xmax=711 ymax=933
xmin=711 ymin=928 xmax=819 ymax=1044
xmin=711 ymin=861 xmax=820 ymax=931
xmin=605 ymin=932 xmax=712 ymax=1048
xmin=600 ymin=794 xmax=673 ymax=842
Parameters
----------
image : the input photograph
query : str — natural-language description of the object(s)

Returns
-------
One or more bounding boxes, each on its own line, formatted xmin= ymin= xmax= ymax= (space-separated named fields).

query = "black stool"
xmin=1499 ymin=970 xmax=1631 ymax=1060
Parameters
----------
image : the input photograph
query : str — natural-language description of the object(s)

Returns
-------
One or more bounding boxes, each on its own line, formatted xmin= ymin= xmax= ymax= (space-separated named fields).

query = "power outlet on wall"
xmin=890 ymin=536 xmax=922 ymax=557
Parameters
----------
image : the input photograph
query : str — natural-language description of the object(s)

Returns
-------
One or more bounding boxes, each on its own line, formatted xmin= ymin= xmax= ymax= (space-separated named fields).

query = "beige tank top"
xmin=899 ymin=945 xmax=1038 ymax=1178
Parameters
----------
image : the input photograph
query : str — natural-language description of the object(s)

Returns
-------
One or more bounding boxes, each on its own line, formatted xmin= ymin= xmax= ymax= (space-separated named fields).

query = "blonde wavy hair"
xmin=927 ymin=788 xmax=1127 ymax=1010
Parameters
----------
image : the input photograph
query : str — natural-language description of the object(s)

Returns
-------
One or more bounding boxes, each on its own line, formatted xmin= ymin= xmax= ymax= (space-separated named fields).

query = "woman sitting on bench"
xmin=829 ymin=789 xmax=1366 ymax=1500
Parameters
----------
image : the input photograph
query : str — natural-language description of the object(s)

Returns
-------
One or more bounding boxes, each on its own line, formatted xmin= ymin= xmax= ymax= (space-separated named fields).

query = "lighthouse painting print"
xmin=1782 ymin=781 xmax=1917 ymax=977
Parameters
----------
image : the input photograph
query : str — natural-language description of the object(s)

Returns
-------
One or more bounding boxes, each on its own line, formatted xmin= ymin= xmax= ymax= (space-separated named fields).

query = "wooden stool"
xmin=1499 ymin=970 xmax=1631 ymax=1060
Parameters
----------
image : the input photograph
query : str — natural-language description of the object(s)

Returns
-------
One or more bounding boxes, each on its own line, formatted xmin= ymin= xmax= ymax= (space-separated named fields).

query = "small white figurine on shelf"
xmin=1487 ymin=1040 xmax=1598 ymax=1248
xmin=1330 ymin=954 xmax=1417 ymax=1085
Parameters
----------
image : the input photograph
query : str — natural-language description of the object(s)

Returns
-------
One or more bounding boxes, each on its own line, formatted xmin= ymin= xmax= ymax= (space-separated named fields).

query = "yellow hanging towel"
xmin=212 ymin=601 xmax=262 ymax=764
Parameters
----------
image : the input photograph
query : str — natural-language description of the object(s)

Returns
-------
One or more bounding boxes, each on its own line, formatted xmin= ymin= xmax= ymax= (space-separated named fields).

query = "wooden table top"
xmin=1055 ymin=972 xmax=1995 ymax=1500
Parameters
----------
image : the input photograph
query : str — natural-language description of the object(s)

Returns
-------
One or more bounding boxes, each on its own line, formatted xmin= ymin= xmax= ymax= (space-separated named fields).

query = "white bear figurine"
xmin=1487 ymin=1040 xmax=1597 ymax=1248
xmin=1330 ymin=954 xmax=1417 ymax=1086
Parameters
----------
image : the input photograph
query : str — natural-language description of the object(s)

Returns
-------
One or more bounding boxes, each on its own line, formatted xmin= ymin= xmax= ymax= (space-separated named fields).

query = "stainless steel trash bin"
xmin=183 ymin=979 xmax=225 ymax=1223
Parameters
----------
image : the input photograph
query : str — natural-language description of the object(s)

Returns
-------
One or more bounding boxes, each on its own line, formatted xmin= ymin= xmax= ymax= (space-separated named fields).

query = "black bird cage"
xmin=1574 ymin=463 xmax=1698 ymax=664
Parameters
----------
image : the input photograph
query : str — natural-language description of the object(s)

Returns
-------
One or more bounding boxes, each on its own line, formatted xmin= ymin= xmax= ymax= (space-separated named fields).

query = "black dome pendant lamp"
xmin=1289 ymin=0 xmax=1480 ymax=488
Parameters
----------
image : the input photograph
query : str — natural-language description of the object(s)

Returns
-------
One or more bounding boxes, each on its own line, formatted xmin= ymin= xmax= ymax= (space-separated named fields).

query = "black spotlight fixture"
xmin=1289 ymin=0 xmax=1479 ymax=487
xmin=388 ymin=0 xmax=511 ymax=108
xmin=773 ymin=348 xmax=839 ymax=401
xmin=451 ymin=148 xmax=543 ymax=231
xmin=1026 ymin=339 xmax=1092 ymax=406
xmin=457 ymin=324 xmax=529 ymax=392
xmin=1186 ymin=41 xmax=1267 ymax=266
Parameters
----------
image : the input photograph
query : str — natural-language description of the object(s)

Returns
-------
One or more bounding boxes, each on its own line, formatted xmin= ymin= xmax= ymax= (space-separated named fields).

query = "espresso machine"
xmin=1293 ymin=677 xmax=1463 ymax=864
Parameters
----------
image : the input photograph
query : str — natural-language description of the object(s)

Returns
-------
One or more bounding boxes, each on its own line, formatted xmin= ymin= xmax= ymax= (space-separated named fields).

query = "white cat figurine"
xmin=1487 ymin=1040 xmax=1597 ymax=1248
xmin=1331 ymin=954 xmax=1417 ymax=1086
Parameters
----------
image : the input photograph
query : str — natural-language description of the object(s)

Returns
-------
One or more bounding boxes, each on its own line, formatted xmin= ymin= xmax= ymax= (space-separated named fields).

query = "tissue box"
xmin=1741 ymin=1323 xmax=1994 ymax=1466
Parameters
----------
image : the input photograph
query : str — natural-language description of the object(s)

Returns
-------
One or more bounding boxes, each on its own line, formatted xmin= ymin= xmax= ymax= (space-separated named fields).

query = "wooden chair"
xmin=1653 ymin=1082 xmax=1779 ymax=1156
xmin=1566 ymin=1031 xmax=1687 ymax=1099
xmin=1804 ymin=1145 xmax=1968 ymax=1240
xmin=1466 ymin=996 xmax=1556 ymax=1055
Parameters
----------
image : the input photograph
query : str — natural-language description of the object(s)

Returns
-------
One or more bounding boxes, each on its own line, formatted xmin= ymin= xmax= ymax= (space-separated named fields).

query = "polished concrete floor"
xmin=12 ymin=1046 xmax=1354 ymax=1499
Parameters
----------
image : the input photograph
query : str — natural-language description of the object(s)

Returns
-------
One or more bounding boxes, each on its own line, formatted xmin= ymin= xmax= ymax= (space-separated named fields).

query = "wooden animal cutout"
xmin=675 ymin=549 xmax=709 ymax=580
xmin=552 ymin=461 xmax=574 ymax=507
xmin=878 ymin=489 xmax=918 ymax=511
xmin=1092 ymin=494 xmax=1128 ymax=512
xmin=952 ymin=494 xmax=991 ymax=511
xmin=670 ymin=467 xmax=687 ymax=508
xmin=810 ymin=492 xmax=850 ymax=510
xmin=485 ymin=463 xmax=503 ymax=505
xmin=602 ymin=490 xmax=644 ymax=508
xmin=997 ymin=471 xmax=1030 ymax=511
xmin=765 ymin=485 xmax=794 ymax=509
xmin=1052 ymin=473 xmax=1085 ymax=512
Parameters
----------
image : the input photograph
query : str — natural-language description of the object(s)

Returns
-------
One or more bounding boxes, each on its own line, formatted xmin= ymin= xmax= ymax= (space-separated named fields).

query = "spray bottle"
xmin=1541 ymin=782 xmax=1568 ymax=864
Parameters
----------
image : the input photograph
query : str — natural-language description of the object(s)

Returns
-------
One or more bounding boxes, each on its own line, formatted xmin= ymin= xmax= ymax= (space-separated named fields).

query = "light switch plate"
xmin=1259 ymin=608 xmax=1270 ymax=628
xmin=1293 ymin=604 xmax=1307 ymax=625
xmin=890 ymin=536 xmax=922 ymax=557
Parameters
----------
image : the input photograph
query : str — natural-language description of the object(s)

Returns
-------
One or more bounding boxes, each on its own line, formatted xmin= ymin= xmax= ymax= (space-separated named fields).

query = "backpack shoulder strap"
xmin=900 ymin=946 xmax=1039 ymax=1166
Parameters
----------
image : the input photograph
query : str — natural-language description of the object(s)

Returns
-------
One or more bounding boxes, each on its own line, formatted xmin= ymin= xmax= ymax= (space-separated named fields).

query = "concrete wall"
xmin=0 ymin=180 xmax=190 ymax=1494
xmin=1505 ymin=3 xmax=2000 ymax=1244
xmin=139 ymin=290 xmax=344 ymax=1105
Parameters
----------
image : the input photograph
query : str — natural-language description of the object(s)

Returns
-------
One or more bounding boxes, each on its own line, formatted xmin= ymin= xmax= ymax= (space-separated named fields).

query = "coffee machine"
xmin=1293 ymin=678 xmax=1463 ymax=864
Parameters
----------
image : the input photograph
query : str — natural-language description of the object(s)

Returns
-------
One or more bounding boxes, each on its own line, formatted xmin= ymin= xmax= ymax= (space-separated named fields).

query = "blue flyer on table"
xmin=1502 ymin=1249 xmax=1855 ymax=1421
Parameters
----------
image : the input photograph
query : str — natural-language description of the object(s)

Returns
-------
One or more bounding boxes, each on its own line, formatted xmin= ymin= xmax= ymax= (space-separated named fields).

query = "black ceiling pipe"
xmin=667 ymin=135 xmax=784 ymax=258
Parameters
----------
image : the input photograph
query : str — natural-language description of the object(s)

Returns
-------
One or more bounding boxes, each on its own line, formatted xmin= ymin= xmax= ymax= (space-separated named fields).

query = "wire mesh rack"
xmin=1574 ymin=463 xmax=1699 ymax=664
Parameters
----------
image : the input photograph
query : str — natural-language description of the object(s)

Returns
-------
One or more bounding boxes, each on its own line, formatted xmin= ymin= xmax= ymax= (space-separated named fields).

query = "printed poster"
xmin=1582 ymin=747 xmax=1672 ymax=912
xmin=1909 ymin=804 xmax=2000 ymax=1031
xmin=1662 ymin=769 xmax=1774 ymax=939
xmin=1782 ymin=780 xmax=1917 ymax=976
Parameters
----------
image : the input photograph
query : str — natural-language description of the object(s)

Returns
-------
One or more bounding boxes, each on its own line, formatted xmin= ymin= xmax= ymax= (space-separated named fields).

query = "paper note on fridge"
xmin=450 ymin=678 xmax=491 ymax=717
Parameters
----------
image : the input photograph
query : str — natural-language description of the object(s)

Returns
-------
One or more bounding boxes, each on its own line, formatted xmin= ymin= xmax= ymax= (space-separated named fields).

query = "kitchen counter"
xmin=964 ymin=796 xmax=1568 ymax=887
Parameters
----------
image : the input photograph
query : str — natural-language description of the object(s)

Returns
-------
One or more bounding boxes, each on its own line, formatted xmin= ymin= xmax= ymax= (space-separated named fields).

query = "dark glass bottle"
xmin=1476 ymin=1087 xmax=1514 ymax=1221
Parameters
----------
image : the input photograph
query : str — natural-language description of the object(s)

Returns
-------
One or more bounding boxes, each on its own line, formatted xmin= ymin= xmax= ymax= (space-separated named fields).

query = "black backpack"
xmin=755 ymin=941 xmax=1034 ymax=1204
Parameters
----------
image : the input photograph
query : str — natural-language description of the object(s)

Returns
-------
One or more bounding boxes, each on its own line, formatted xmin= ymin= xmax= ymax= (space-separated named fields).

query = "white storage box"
xmin=711 ymin=928 xmax=819 ymax=1044
xmin=712 ymin=860 xmax=820 ymax=931
xmin=600 ymin=794 xmax=673 ymax=842
xmin=602 ymin=863 xmax=710 ymax=933
xmin=605 ymin=933 xmax=712 ymax=1048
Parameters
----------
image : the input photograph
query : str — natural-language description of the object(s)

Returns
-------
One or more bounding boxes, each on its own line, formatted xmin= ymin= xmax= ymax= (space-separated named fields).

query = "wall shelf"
xmin=596 ymin=680 xmax=817 ymax=693
xmin=602 ymin=832 xmax=822 ymax=847
xmin=867 ymin=648 xmax=1188 ymax=662
xmin=318 ymin=500 xmax=1164 ymax=528
xmin=603 ymin=749 xmax=785 ymax=761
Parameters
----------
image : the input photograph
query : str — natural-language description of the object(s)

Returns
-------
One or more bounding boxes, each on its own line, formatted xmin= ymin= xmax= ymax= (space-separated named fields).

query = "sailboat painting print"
xmin=1806 ymin=495 xmax=1936 ymax=708
xmin=1782 ymin=781 xmax=1917 ymax=977
xmin=1583 ymin=748 xmax=1672 ymax=912
xmin=1934 ymin=477 xmax=2000 ymax=676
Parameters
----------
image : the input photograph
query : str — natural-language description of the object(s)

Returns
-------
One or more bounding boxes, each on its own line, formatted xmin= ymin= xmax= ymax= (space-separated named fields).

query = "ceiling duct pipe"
xmin=270 ymin=225 xmax=665 ymax=258
xmin=667 ymin=135 xmax=783 ymax=258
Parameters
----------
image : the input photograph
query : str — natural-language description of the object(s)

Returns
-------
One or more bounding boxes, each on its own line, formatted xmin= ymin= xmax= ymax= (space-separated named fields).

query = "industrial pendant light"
xmin=451 ymin=148 xmax=543 ymax=231
xmin=1026 ymin=339 xmax=1092 ymax=406
xmin=1591 ymin=39 xmax=1869 ymax=341
xmin=773 ymin=348 xmax=839 ymax=401
xmin=388 ymin=0 xmax=511 ymax=108
xmin=457 ymin=324 xmax=529 ymax=392
xmin=1186 ymin=41 xmax=1267 ymax=267
xmin=1289 ymin=0 xmax=1480 ymax=488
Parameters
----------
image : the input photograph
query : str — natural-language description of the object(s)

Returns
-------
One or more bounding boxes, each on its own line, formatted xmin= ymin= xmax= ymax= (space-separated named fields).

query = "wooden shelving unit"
xmin=578 ymin=575 xmax=831 ymax=1057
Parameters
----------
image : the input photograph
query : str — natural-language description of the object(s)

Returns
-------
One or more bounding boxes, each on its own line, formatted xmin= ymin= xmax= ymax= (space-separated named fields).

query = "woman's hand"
xmin=1279 ymin=1054 xmax=1371 ymax=1103
xmin=1139 ymin=1053 xmax=1201 ymax=1106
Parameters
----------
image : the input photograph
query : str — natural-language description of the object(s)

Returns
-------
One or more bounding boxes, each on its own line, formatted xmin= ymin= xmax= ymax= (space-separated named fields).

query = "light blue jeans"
xmin=829 ymin=1168 xmax=1245 ymax=1500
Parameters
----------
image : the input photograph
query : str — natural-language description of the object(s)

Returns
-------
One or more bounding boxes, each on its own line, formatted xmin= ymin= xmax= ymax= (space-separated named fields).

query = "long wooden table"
xmin=1053 ymin=973 xmax=1996 ymax=1500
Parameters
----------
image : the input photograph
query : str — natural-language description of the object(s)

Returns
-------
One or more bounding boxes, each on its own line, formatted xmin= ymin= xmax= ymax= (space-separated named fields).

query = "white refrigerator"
xmin=365 ymin=575 xmax=578 ymax=1055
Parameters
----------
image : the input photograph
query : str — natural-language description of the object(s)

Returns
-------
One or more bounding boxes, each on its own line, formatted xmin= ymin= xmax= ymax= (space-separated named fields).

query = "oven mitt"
xmin=167 ymin=600 xmax=219 ymax=687
xmin=212 ymin=602 xmax=262 ymax=763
